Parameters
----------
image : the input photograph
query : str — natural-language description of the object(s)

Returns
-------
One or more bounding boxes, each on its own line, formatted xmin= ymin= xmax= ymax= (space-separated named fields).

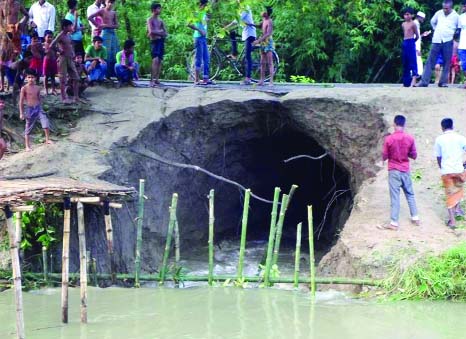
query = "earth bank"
xmin=1 ymin=85 xmax=465 ymax=283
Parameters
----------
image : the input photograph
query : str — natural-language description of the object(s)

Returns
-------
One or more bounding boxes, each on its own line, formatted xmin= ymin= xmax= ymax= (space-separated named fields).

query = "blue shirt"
xmin=65 ymin=13 xmax=83 ymax=41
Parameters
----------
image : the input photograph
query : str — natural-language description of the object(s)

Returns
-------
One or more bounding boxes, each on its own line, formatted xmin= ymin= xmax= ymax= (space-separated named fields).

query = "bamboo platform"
xmin=0 ymin=177 xmax=135 ymax=207
xmin=0 ymin=176 xmax=135 ymax=338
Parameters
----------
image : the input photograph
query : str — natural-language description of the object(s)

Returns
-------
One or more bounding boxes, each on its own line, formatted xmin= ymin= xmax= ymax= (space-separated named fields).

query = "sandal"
xmin=377 ymin=223 xmax=399 ymax=231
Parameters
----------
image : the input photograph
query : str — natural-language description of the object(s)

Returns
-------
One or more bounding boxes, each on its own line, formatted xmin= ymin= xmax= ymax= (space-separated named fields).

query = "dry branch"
xmin=130 ymin=148 xmax=275 ymax=204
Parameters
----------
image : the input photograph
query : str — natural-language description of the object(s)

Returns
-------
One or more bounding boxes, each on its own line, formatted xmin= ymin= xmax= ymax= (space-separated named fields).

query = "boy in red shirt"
xmin=381 ymin=115 xmax=420 ymax=230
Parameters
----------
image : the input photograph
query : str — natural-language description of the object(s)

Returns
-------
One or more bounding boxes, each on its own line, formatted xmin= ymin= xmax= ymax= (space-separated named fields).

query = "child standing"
xmin=401 ymin=7 xmax=419 ymax=87
xmin=42 ymin=30 xmax=58 ymax=95
xmin=0 ymin=99 xmax=6 ymax=159
xmin=50 ymin=19 xmax=80 ymax=104
xmin=115 ymin=39 xmax=139 ymax=87
xmin=19 ymin=69 xmax=52 ymax=151
xmin=67 ymin=54 xmax=88 ymax=97
xmin=28 ymin=32 xmax=44 ymax=80
xmin=147 ymin=2 xmax=167 ymax=87
xmin=253 ymin=7 xmax=274 ymax=86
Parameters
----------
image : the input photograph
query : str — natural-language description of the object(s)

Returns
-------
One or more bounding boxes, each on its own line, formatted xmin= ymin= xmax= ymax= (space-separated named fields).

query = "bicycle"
xmin=186 ymin=36 xmax=279 ymax=83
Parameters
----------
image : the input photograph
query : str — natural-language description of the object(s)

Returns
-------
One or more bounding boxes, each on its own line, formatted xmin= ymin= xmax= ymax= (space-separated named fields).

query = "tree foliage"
xmin=22 ymin=0 xmax=457 ymax=82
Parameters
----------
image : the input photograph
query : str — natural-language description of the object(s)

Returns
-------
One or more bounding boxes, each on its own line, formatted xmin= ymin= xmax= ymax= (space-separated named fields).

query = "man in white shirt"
xmin=434 ymin=118 xmax=466 ymax=228
xmin=414 ymin=11 xmax=432 ymax=76
xmin=417 ymin=0 xmax=459 ymax=87
xmin=87 ymin=0 xmax=104 ymax=37
xmin=458 ymin=1 xmax=466 ymax=88
xmin=29 ymin=0 xmax=56 ymax=40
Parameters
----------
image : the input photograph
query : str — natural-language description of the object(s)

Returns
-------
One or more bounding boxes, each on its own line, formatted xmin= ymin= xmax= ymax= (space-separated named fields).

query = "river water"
xmin=1 ymin=286 xmax=466 ymax=339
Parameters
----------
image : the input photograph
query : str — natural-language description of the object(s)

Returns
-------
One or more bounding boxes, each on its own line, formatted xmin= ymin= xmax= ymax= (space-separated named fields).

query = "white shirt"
xmin=87 ymin=3 xmax=101 ymax=31
xmin=431 ymin=9 xmax=459 ymax=43
xmin=414 ymin=19 xmax=421 ymax=51
xmin=240 ymin=7 xmax=256 ymax=41
xmin=29 ymin=1 xmax=56 ymax=37
xmin=459 ymin=13 xmax=466 ymax=50
xmin=434 ymin=130 xmax=466 ymax=175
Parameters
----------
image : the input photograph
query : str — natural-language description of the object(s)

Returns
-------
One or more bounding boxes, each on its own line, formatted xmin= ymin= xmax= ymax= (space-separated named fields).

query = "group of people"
xmin=383 ymin=116 xmax=466 ymax=230
xmin=401 ymin=0 xmax=466 ymax=87
xmin=0 ymin=0 xmax=141 ymax=104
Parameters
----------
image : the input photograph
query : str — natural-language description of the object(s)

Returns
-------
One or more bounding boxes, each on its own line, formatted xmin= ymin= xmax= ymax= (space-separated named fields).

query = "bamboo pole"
xmin=103 ymin=200 xmax=115 ymax=284
xmin=77 ymin=201 xmax=88 ymax=323
xmin=160 ymin=193 xmax=178 ymax=285
xmin=263 ymin=187 xmax=281 ymax=287
xmin=308 ymin=205 xmax=316 ymax=298
xmin=174 ymin=218 xmax=180 ymax=266
xmin=236 ymin=189 xmax=251 ymax=280
xmin=293 ymin=223 xmax=302 ymax=288
xmin=42 ymin=246 xmax=48 ymax=283
xmin=61 ymin=197 xmax=71 ymax=324
xmin=272 ymin=194 xmax=289 ymax=267
xmin=208 ymin=189 xmax=215 ymax=286
xmin=134 ymin=179 xmax=145 ymax=288
xmin=14 ymin=212 xmax=22 ymax=250
xmin=92 ymin=258 xmax=97 ymax=287
xmin=26 ymin=272 xmax=383 ymax=286
xmin=5 ymin=206 xmax=25 ymax=339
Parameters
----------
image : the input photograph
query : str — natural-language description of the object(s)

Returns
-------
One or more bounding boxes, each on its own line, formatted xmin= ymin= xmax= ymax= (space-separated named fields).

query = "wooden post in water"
xmin=5 ymin=207 xmax=25 ymax=339
xmin=272 ymin=194 xmax=289 ymax=267
xmin=77 ymin=202 xmax=88 ymax=323
xmin=134 ymin=179 xmax=145 ymax=288
xmin=174 ymin=219 xmax=180 ymax=266
xmin=263 ymin=187 xmax=281 ymax=287
xmin=103 ymin=200 xmax=115 ymax=284
xmin=160 ymin=193 xmax=178 ymax=285
xmin=208 ymin=189 xmax=215 ymax=286
xmin=14 ymin=212 xmax=22 ymax=250
xmin=61 ymin=197 xmax=71 ymax=323
xmin=293 ymin=223 xmax=302 ymax=288
xmin=237 ymin=189 xmax=251 ymax=280
xmin=42 ymin=246 xmax=48 ymax=283
xmin=92 ymin=258 xmax=97 ymax=287
xmin=308 ymin=205 xmax=316 ymax=298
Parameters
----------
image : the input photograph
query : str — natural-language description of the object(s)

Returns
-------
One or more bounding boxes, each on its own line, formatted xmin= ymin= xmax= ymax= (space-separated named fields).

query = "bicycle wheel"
xmin=242 ymin=46 xmax=279 ymax=83
xmin=186 ymin=49 xmax=222 ymax=81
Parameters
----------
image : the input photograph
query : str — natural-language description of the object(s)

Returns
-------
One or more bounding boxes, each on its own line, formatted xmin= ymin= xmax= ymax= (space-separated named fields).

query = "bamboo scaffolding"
xmin=272 ymin=194 xmax=289 ymax=267
xmin=293 ymin=223 xmax=302 ymax=289
xmin=5 ymin=207 xmax=25 ymax=339
xmin=77 ymin=201 xmax=88 ymax=323
xmin=237 ymin=189 xmax=251 ymax=280
xmin=208 ymin=189 xmax=215 ymax=286
xmin=308 ymin=205 xmax=316 ymax=298
xmin=263 ymin=187 xmax=281 ymax=286
xmin=160 ymin=193 xmax=178 ymax=285
xmin=134 ymin=179 xmax=145 ymax=288
xmin=103 ymin=200 xmax=115 ymax=284
xmin=42 ymin=246 xmax=48 ymax=283
xmin=61 ymin=197 xmax=71 ymax=324
xmin=25 ymin=272 xmax=383 ymax=286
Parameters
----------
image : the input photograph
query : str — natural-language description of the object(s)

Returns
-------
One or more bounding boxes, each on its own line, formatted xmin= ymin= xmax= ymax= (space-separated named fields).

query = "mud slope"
xmin=1 ymin=86 xmax=465 ymax=278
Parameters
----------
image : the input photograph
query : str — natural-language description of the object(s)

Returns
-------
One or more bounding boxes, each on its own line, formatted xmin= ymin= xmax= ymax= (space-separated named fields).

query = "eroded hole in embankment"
xmin=103 ymin=98 xmax=385 ymax=272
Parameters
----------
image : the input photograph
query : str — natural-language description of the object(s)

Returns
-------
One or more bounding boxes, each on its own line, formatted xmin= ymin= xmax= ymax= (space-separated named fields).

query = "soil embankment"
xmin=1 ymin=85 xmax=465 ymax=279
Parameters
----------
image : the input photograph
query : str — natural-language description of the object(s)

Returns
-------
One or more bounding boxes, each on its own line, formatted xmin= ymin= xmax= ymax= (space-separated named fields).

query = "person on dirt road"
xmin=416 ymin=0 xmax=459 ymax=87
xmin=381 ymin=115 xmax=420 ymax=230
xmin=434 ymin=118 xmax=466 ymax=229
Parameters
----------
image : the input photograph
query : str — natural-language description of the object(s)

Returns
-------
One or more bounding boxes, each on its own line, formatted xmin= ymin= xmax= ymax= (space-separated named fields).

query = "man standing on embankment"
xmin=435 ymin=118 xmax=466 ymax=229
xmin=381 ymin=115 xmax=420 ymax=230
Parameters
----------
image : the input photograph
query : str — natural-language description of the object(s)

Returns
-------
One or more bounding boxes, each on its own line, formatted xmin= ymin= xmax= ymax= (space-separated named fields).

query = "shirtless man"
xmin=147 ymin=3 xmax=167 ymax=86
xmin=0 ymin=99 xmax=7 ymax=159
xmin=401 ymin=7 xmax=420 ymax=87
xmin=27 ymin=32 xmax=44 ymax=79
xmin=88 ymin=0 xmax=119 ymax=77
xmin=0 ymin=0 xmax=29 ymax=54
xmin=19 ymin=69 xmax=52 ymax=151
xmin=253 ymin=7 xmax=274 ymax=86
xmin=50 ymin=19 xmax=79 ymax=103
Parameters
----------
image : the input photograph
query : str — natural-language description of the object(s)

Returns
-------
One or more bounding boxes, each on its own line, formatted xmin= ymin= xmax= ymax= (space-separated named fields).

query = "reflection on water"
xmin=1 ymin=287 xmax=466 ymax=339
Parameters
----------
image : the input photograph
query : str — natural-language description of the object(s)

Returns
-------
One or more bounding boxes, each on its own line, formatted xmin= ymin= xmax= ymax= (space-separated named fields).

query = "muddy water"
xmin=1 ymin=287 xmax=466 ymax=339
